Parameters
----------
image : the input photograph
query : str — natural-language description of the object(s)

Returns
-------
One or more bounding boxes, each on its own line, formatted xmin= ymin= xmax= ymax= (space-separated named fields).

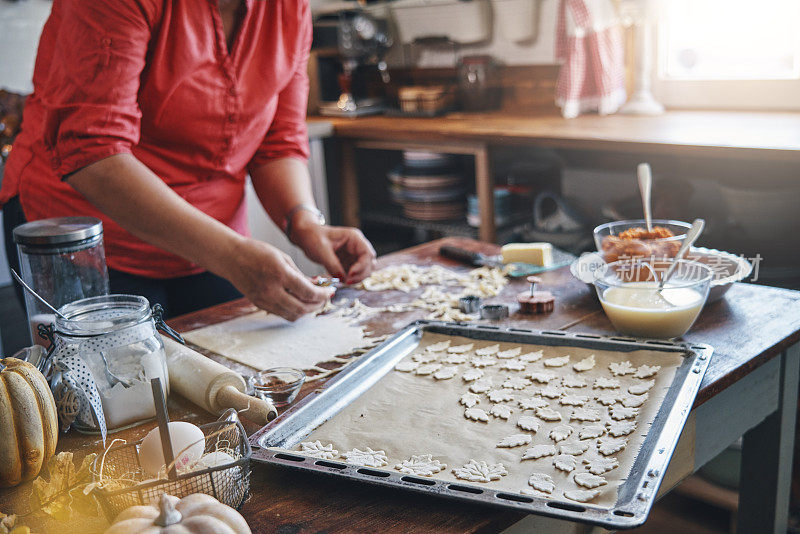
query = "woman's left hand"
xmin=291 ymin=223 xmax=377 ymax=284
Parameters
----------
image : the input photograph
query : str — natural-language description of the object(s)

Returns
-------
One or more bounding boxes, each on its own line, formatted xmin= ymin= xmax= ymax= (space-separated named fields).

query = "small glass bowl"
xmin=251 ymin=367 xmax=305 ymax=408
xmin=593 ymin=219 xmax=692 ymax=263
xmin=593 ymin=258 xmax=713 ymax=339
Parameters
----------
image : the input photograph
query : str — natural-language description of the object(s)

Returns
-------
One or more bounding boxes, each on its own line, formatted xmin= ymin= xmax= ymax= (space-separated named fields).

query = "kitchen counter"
xmin=313 ymin=110 xmax=800 ymax=162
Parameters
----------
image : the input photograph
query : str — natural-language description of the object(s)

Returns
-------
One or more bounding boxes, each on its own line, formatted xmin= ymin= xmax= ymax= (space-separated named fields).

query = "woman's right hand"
xmin=225 ymin=238 xmax=334 ymax=321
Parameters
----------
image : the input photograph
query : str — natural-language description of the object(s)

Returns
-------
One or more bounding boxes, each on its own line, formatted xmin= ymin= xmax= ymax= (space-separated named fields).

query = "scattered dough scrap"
xmin=634 ymin=365 xmax=661 ymax=379
xmin=502 ymin=376 xmax=531 ymax=390
xmin=475 ymin=344 xmax=501 ymax=356
xmin=584 ymin=456 xmax=619 ymax=475
xmin=443 ymin=354 xmax=468 ymax=365
xmin=520 ymin=351 xmax=544 ymax=363
xmin=528 ymin=473 xmax=555 ymax=493
xmin=536 ymin=407 xmax=563 ymax=422
xmin=574 ymin=472 xmax=608 ymax=489
xmin=497 ymin=347 xmax=522 ymax=359
xmin=497 ymin=434 xmax=532 ymax=448
xmin=560 ymin=395 xmax=589 ymax=407
xmin=593 ymin=377 xmax=621 ymax=389
xmin=426 ymin=340 xmax=451 ymax=353
xmin=549 ymin=424 xmax=574 ymax=442
xmin=465 ymin=407 xmax=490 ymax=422
xmin=462 ymin=368 xmax=485 ymax=382
xmin=395 ymin=454 xmax=446 ymax=476
xmin=447 ymin=343 xmax=473 ymax=354
xmin=416 ymin=363 xmax=443 ymax=376
xmin=527 ymin=371 xmax=557 ymax=384
xmin=433 ymin=366 xmax=459 ymax=380
xmin=597 ymin=437 xmax=628 ymax=456
xmin=395 ymin=360 xmax=419 ymax=373
xmin=559 ymin=441 xmax=590 ymax=456
xmin=562 ymin=376 xmax=587 ymax=388
xmin=469 ymin=378 xmax=493 ymax=394
xmin=452 ymin=459 xmax=508 ymax=482
xmin=596 ymin=392 xmax=625 ymax=406
xmin=517 ymin=416 xmax=540 ymax=432
xmin=629 ymin=380 xmax=655 ymax=395
xmin=570 ymin=408 xmax=602 ymax=422
xmin=471 ymin=355 xmax=498 ymax=368
xmin=579 ymin=425 xmax=606 ymax=440
xmin=622 ymin=394 xmax=648 ymax=408
xmin=573 ymin=355 xmax=596 ymax=372
xmin=499 ymin=359 xmax=526 ymax=372
xmin=522 ymin=444 xmax=557 ymax=460
xmin=412 ymin=352 xmax=439 ymax=364
xmin=459 ymin=392 xmax=481 ymax=407
xmin=607 ymin=421 xmax=637 ymax=437
xmin=609 ymin=406 xmax=638 ymax=421
xmin=299 ymin=441 xmax=338 ymax=460
xmin=490 ymin=404 xmax=514 ymax=419
xmin=564 ymin=489 xmax=600 ymax=502
xmin=544 ymin=355 xmax=570 ymax=368
xmin=343 ymin=447 xmax=388 ymax=467
xmin=487 ymin=389 xmax=515 ymax=403
xmin=536 ymin=386 xmax=563 ymax=399
xmin=553 ymin=454 xmax=578 ymax=473
xmin=609 ymin=361 xmax=635 ymax=376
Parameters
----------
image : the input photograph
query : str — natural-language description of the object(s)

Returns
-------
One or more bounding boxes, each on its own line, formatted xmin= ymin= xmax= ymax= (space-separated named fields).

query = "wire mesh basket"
xmin=91 ymin=420 xmax=251 ymax=521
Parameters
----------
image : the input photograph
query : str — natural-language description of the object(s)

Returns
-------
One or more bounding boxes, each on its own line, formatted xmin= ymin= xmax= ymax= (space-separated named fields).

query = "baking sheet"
xmin=250 ymin=322 xmax=713 ymax=529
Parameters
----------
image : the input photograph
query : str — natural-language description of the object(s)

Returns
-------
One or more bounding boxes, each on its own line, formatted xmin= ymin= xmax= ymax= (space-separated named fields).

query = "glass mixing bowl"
xmin=593 ymin=219 xmax=692 ymax=263
xmin=593 ymin=258 xmax=713 ymax=339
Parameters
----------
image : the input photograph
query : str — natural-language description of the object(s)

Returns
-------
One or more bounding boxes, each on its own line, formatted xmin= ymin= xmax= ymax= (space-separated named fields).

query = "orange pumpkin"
xmin=0 ymin=357 xmax=58 ymax=487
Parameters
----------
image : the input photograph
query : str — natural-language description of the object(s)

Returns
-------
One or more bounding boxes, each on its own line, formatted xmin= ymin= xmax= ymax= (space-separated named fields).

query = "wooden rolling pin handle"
xmin=215 ymin=385 xmax=278 ymax=425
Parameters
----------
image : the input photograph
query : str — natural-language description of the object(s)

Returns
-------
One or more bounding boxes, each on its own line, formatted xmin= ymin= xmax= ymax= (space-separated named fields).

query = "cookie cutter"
xmin=479 ymin=304 xmax=509 ymax=321
xmin=458 ymin=295 xmax=482 ymax=314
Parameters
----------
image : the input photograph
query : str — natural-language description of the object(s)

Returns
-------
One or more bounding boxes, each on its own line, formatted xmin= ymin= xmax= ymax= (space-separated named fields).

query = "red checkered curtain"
xmin=555 ymin=0 xmax=626 ymax=118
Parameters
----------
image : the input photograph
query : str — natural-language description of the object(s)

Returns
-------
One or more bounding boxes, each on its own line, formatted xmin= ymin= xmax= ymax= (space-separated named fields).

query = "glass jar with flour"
xmin=45 ymin=295 xmax=173 ymax=435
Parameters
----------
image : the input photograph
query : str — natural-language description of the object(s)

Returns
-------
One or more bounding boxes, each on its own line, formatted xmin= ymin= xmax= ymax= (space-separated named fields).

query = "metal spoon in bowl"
xmin=10 ymin=268 xmax=68 ymax=320
xmin=637 ymin=163 xmax=653 ymax=232
xmin=657 ymin=218 xmax=705 ymax=306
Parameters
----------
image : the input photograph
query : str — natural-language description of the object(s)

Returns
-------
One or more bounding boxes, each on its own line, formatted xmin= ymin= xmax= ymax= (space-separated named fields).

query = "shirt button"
xmin=101 ymin=37 xmax=112 ymax=46
xmin=228 ymin=87 xmax=237 ymax=96
xmin=227 ymin=113 xmax=236 ymax=123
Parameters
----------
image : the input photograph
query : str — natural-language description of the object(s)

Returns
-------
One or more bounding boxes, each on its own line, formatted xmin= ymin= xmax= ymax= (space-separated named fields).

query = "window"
xmin=653 ymin=0 xmax=800 ymax=109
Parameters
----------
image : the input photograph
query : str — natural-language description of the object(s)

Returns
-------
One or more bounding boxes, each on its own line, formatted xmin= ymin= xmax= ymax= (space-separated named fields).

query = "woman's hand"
xmin=290 ymin=219 xmax=377 ymax=284
xmin=225 ymin=237 xmax=334 ymax=321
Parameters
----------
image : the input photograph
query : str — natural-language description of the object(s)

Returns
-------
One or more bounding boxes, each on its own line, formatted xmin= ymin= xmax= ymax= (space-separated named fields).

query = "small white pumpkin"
xmin=104 ymin=493 xmax=251 ymax=534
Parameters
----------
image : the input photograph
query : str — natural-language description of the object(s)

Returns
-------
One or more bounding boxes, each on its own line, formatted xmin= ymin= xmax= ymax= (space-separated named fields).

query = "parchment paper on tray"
xmin=289 ymin=332 xmax=682 ymax=509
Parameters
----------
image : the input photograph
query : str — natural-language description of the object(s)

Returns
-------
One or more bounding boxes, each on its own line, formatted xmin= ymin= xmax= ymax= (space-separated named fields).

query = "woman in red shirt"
xmin=1 ymin=0 xmax=376 ymax=320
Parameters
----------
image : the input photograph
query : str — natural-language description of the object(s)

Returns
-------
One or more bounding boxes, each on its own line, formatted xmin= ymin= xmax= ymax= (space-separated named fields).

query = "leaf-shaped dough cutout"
xmin=564 ymin=489 xmax=600 ymax=502
xmin=573 ymin=354 xmax=596 ymax=372
xmin=517 ymin=416 xmax=540 ymax=432
xmin=583 ymin=456 xmax=619 ymax=475
xmin=544 ymin=355 xmax=570 ymax=367
xmin=574 ymin=472 xmax=608 ymax=489
xmin=497 ymin=347 xmax=522 ymax=359
xmin=462 ymin=368 xmax=485 ymax=382
xmin=553 ymin=454 xmax=578 ymax=473
xmin=497 ymin=434 xmax=532 ymax=448
xmin=395 ymin=454 xmax=446 ymax=476
xmin=633 ymin=364 xmax=660 ymax=379
xmin=629 ymin=380 xmax=655 ymax=395
xmin=536 ymin=407 xmax=563 ymax=422
xmin=549 ymin=424 xmax=574 ymax=442
xmin=528 ymin=473 xmax=555 ymax=493
xmin=475 ymin=344 xmax=500 ymax=356
xmin=521 ymin=444 xmax=556 ymax=460
xmin=452 ymin=459 xmax=507 ymax=482
xmin=395 ymin=360 xmax=419 ymax=372
xmin=464 ymin=407 xmax=489 ymax=422
xmin=459 ymin=392 xmax=481 ymax=407
xmin=609 ymin=361 xmax=635 ymax=376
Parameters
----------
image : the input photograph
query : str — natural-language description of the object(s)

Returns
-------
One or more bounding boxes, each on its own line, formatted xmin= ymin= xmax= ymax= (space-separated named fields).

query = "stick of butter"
xmin=501 ymin=242 xmax=553 ymax=267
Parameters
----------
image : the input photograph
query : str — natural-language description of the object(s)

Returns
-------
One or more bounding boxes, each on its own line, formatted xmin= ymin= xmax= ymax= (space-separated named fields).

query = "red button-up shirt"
xmin=1 ymin=0 xmax=312 ymax=278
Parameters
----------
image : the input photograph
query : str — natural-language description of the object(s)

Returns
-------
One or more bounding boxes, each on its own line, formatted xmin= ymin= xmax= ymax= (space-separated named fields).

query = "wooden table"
xmin=320 ymin=110 xmax=800 ymax=242
xmin=3 ymin=237 xmax=799 ymax=533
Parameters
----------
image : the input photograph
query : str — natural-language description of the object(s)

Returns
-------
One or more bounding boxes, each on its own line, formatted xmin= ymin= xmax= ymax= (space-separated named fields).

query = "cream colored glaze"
xmin=600 ymin=282 xmax=704 ymax=339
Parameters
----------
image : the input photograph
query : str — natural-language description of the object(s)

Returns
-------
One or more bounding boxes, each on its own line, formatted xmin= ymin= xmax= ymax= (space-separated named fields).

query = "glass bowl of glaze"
xmin=593 ymin=258 xmax=714 ymax=339
xmin=251 ymin=367 xmax=305 ymax=408
xmin=593 ymin=219 xmax=692 ymax=263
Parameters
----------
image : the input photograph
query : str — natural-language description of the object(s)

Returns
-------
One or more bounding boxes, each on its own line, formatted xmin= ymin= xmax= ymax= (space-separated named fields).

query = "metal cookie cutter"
xmin=480 ymin=304 xmax=509 ymax=321
xmin=458 ymin=295 xmax=482 ymax=314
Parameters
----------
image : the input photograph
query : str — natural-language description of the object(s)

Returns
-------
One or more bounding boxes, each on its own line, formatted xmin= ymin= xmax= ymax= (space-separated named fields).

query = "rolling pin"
xmin=161 ymin=336 xmax=277 ymax=425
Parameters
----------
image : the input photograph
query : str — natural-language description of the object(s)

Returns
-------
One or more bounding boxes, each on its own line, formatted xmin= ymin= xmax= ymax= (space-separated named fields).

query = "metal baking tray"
xmin=249 ymin=321 xmax=713 ymax=530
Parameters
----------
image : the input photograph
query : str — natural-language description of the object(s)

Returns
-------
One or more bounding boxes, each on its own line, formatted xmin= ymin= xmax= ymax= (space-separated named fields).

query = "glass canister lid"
xmin=13 ymin=216 xmax=103 ymax=246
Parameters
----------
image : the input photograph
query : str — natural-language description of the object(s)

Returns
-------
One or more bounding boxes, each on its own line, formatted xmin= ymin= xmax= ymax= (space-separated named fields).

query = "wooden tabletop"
xmin=314 ymin=110 xmax=800 ymax=162
xmin=4 ymin=237 xmax=800 ymax=533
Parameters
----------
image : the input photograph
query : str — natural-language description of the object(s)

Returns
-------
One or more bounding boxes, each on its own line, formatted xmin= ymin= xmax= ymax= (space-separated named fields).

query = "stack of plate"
xmin=388 ymin=151 xmax=465 ymax=221
xmin=467 ymin=188 xmax=512 ymax=227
